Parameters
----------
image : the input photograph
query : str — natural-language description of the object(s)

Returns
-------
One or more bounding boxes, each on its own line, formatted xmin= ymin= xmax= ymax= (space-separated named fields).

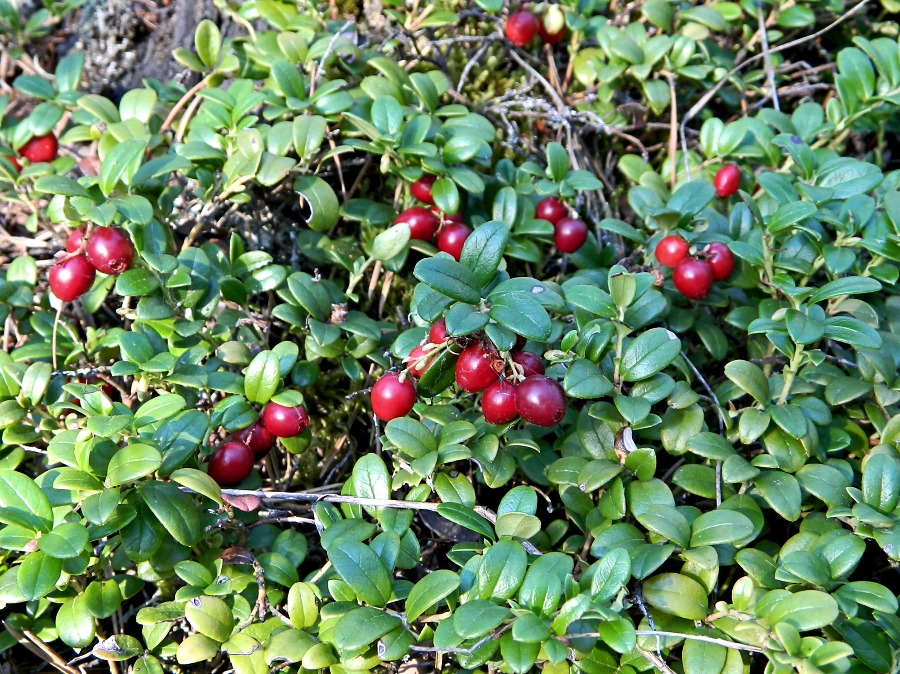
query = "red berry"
xmin=411 ymin=175 xmax=436 ymax=204
xmin=66 ymin=226 xmax=86 ymax=253
xmin=655 ymin=235 xmax=689 ymax=268
xmin=535 ymin=197 xmax=568 ymax=225
xmin=429 ymin=318 xmax=448 ymax=344
xmin=431 ymin=207 xmax=464 ymax=225
xmin=207 ymin=441 xmax=254 ymax=485
xmin=514 ymin=334 xmax=527 ymax=351
xmin=371 ymin=372 xmax=417 ymax=421
xmin=394 ymin=207 xmax=439 ymax=241
xmin=704 ymin=242 xmax=735 ymax=281
xmin=262 ymin=402 xmax=309 ymax=438
xmin=455 ymin=343 xmax=499 ymax=393
xmin=714 ymin=164 xmax=741 ymax=198
xmin=49 ymin=255 xmax=95 ymax=301
xmin=554 ymin=217 xmax=588 ymax=253
xmin=234 ymin=421 xmax=276 ymax=458
xmin=513 ymin=351 xmax=544 ymax=378
xmin=1 ymin=153 xmax=20 ymax=173
xmin=516 ymin=376 xmax=566 ymax=427
xmin=437 ymin=223 xmax=472 ymax=261
xmin=483 ymin=380 xmax=519 ymax=424
xmin=539 ymin=5 xmax=567 ymax=44
xmin=405 ymin=345 xmax=430 ymax=379
xmin=673 ymin=257 xmax=715 ymax=300
xmin=19 ymin=134 xmax=58 ymax=163
xmin=505 ymin=11 xmax=539 ymax=47
xmin=85 ymin=226 xmax=134 ymax=275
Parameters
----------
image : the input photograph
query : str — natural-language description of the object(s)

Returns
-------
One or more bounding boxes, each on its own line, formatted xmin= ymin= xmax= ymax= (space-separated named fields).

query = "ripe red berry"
xmin=66 ymin=226 xmax=86 ymax=253
xmin=411 ymin=175 xmax=436 ymax=204
xmin=394 ymin=207 xmax=439 ymax=241
xmin=437 ymin=223 xmax=472 ymax=261
xmin=455 ymin=343 xmax=499 ymax=393
xmin=405 ymin=345 xmax=430 ymax=379
xmin=207 ymin=441 xmax=254 ymax=485
xmin=554 ymin=218 xmax=588 ymax=253
xmin=704 ymin=242 xmax=735 ymax=281
xmin=483 ymin=380 xmax=519 ymax=424
xmin=513 ymin=351 xmax=545 ymax=378
xmin=535 ymin=197 xmax=568 ymax=225
xmin=505 ymin=10 xmax=539 ymax=47
xmin=714 ymin=164 xmax=741 ymax=198
xmin=49 ymin=255 xmax=95 ymax=301
xmin=19 ymin=134 xmax=58 ymax=163
xmin=655 ymin=235 xmax=689 ymax=268
xmin=234 ymin=421 xmax=276 ymax=458
xmin=673 ymin=257 xmax=715 ymax=300
xmin=262 ymin=402 xmax=309 ymax=438
xmin=429 ymin=318 xmax=448 ymax=344
xmin=516 ymin=376 xmax=566 ymax=427
xmin=539 ymin=5 xmax=567 ymax=44
xmin=86 ymin=226 xmax=134 ymax=275
xmin=371 ymin=372 xmax=417 ymax=421
xmin=1 ymin=152 xmax=20 ymax=173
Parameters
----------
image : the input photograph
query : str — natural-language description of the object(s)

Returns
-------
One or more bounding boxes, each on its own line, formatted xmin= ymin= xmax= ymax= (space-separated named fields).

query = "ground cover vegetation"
xmin=1 ymin=0 xmax=900 ymax=671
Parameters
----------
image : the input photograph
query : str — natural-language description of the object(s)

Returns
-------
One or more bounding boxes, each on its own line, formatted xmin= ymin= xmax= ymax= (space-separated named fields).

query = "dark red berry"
xmin=516 ymin=375 xmax=566 ymax=427
xmin=538 ymin=5 xmax=567 ymax=44
xmin=371 ymin=372 xmax=417 ymax=421
xmin=655 ymin=235 xmax=689 ymax=268
xmin=437 ymin=223 xmax=472 ymax=261
xmin=483 ymin=380 xmax=519 ymax=424
xmin=704 ymin=242 xmax=735 ymax=281
xmin=535 ymin=197 xmax=568 ymax=225
xmin=411 ymin=175 xmax=436 ymax=204
xmin=234 ymin=421 xmax=276 ymax=458
xmin=554 ymin=217 xmax=588 ymax=253
xmin=455 ymin=343 xmax=499 ymax=393
xmin=432 ymin=207 xmax=464 ymax=225
xmin=49 ymin=255 xmax=95 ymax=301
xmin=1 ymin=153 xmax=20 ymax=173
xmin=513 ymin=351 xmax=544 ymax=378
xmin=429 ymin=318 xmax=448 ymax=344
xmin=19 ymin=134 xmax=58 ymax=163
xmin=86 ymin=226 xmax=134 ymax=275
xmin=673 ymin=257 xmax=715 ymax=300
xmin=66 ymin=226 xmax=86 ymax=253
xmin=405 ymin=345 xmax=430 ymax=379
xmin=714 ymin=165 xmax=741 ymax=198
xmin=262 ymin=402 xmax=309 ymax=438
xmin=514 ymin=334 xmax=527 ymax=351
xmin=505 ymin=11 xmax=539 ymax=47
xmin=207 ymin=441 xmax=254 ymax=485
xmin=394 ymin=207 xmax=439 ymax=241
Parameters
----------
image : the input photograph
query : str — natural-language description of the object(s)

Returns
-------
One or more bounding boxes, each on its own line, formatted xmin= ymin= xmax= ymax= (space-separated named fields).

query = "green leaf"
xmin=57 ymin=596 xmax=96 ymax=648
xmin=293 ymin=176 xmax=340 ymax=231
xmin=334 ymin=606 xmax=402 ymax=650
xmin=0 ymin=470 xmax=53 ymax=532
xmin=169 ymin=468 xmax=222 ymax=505
xmin=690 ymin=510 xmax=755 ymax=546
xmin=642 ymin=573 xmax=708 ymax=620
xmin=459 ymin=220 xmax=509 ymax=287
xmin=99 ymin=140 xmax=147 ymax=195
xmin=546 ymin=142 xmax=569 ymax=182
xmin=436 ymin=502 xmax=495 ymax=541
xmin=116 ymin=269 xmax=160 ymax=296
xmin=33 ymin=175 xmax=90 ymax=198
xmin=862 ymin=454 xmax=900 ymax=514
xmin=808 ymin=276 xmax=881 ymax=304
xmin=724 ymin=360 xmax=770 ymax=404
xmin=432 ymin=177 xmax=460 ymax=215
xmin=133 ymin=394 xmax=187 ymax=427
xmin=136 ymin=480 xmax=202 ymax=546
xmin=351 ymin=454 xmax=390 ymax=515
xmin=243 ymin=351 xmax=281 ymax=404
xmin=384 ymin=417 xmax=437 ymax=458
xmin=371 ymin=225 xmax=410 ymax=261
xmin=107 ymin=444 xmax=162 ymax=486
xmin=406 ymin=570 xmax=461 ymax=622
xmin=39 ymin=522 xmax=88 ymax=559
xmin=17 ymin=550 xmax=63 ymax=600
xmin=683 ymin=637 xmax=727 ymax=674
xmin=754 ymin=471 xmax=802 ymax=521
xmin=590 ymin=547 xmax=631 ymax=601
xmin=329 ymin=540 xmax=392 ymax=607
xmin=452 ymin=599 xmax=511 ymax=639
xmin=563 ymin=359 xmax=614 ymax=399
xmin=620 ymin=328 xmax=681 ymax=382
xmin=477 ymin=539 xmax=527 ymax=601
xmin=185 ymin=595 xmax=234 ymax=642
xmin=488 ymin=294 xmax=551 ymax=341
xmin=769 ymin=590 xmax=839 ymax=631
xmin=194 ymin=20 xmax=222 ymax=68
xmin=414 ymin=255 xmax=482 ymax=304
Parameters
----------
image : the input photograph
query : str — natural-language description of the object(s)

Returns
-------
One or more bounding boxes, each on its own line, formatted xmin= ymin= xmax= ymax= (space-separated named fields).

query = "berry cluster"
xmin=1 ymin=133 xmax=59 ymax=173
xmin=505 ymin=5 xmax=567 ymax=47
xmin=207 ymin=401 xmax=309 ymax=485
xmin=655 ymin=235 xmax=734 ymax=300
xmin=395 ymin=175 xmax=472 ymax=261
xmin=536 ymin=197 xmax=588 ymax=253
xmin=49 ymin=226 xmax=135 ymax=302
xmin=371 ymin=317 xmax=568 ymax=427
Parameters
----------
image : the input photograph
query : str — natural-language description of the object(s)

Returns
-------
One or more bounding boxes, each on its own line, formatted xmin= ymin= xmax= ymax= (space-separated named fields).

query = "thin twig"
xmin=758 ymin=2 xmax=780 ymax=112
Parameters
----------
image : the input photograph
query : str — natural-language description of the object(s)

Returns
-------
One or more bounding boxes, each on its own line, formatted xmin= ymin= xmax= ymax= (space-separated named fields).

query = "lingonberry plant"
xmin=1 ymin=0 xmax=900 ymax=672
